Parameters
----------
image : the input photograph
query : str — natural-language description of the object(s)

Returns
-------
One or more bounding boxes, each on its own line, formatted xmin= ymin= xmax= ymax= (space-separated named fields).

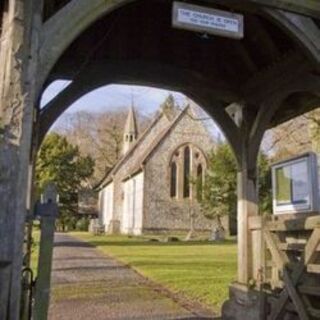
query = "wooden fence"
xmin=249 ymin=214 xmax=320 ymax=320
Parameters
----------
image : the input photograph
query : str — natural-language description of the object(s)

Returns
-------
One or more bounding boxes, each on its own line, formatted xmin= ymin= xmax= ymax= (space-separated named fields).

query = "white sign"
xmin=172 ymin=2 xmax=244 ymax=39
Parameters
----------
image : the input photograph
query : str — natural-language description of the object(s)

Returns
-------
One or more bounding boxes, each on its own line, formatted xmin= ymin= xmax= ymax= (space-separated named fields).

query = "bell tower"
xmin=123 ymin=105 xmax=138 ymax=154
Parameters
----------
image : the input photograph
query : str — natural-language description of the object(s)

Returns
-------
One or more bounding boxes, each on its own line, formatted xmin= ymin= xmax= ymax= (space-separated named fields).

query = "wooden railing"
xmin=249 ymin=214 xmax=320 ymax=320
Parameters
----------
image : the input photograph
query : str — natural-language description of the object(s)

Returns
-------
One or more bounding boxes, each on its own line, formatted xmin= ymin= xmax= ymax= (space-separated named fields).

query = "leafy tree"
xmin=36 ymin=133 xmax=94 ymax=231
xmin=258 ymin=152 xmax=272 ymax=214
xmin=199 ymin=143 xmax=272 ymax=233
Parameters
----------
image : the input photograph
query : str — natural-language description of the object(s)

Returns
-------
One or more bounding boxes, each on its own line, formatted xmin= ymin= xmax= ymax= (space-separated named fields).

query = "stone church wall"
xmin=142 ymin=109 xmax=226 ymax=233
xmin=106 ymin=113 xmax=172 ymax=230
xmin=101 ymin=107 xmax=232 ymax=235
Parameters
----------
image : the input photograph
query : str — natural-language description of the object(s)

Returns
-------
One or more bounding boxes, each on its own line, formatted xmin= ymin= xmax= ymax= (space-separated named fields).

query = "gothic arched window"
xmin=183 ymin=146 xmax=191 ymax=198
xmin=170 ymin=162 xmax=177 ymax=198
xmin=169 ymin=144 xmax=206 ymax=201
xmin=196 ymin=164 xmax=203 ymax=201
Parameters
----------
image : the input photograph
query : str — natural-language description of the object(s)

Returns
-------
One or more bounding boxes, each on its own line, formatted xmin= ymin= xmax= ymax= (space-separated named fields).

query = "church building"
xmin=98 ymin=100 xmax=219 ymax=235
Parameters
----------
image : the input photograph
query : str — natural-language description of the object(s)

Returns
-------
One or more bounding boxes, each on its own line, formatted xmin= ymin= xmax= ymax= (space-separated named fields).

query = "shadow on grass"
xmin=87 ymin=239 xmax=237 ymax=248
xmin=54 ymin=241 xmax=94 ymax=248
xmin=172 ymin=318 xmax=214 ymax=320
xmin=126 ymin=260 xmax=236 ymax=268
xmin=53 ymin=265 xmax=128 ymax=272
xmin=119 ymin=316 xmax=216 ymax=320
xmin=165 ymin=317 xmax=214 ymax=320
xmin=54 ymin=256 xmax=108 ymax=261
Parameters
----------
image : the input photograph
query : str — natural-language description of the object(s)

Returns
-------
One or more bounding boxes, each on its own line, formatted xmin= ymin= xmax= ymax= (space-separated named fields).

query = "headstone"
xmin=78 ymin=189 xmax=98 ymax=215
xmin=42 ymin=183 xmax=58 ymax=203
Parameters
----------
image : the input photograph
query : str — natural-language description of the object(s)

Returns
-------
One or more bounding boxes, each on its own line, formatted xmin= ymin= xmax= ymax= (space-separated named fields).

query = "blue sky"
xmin=41 ymin=81 xmax=188 ymax=118
xmin=41 ymin=80 xmax=222 ymax=139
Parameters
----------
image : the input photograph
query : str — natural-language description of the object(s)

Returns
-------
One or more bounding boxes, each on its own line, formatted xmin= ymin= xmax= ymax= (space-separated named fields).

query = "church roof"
xmin=97 ymin=111 xmax=164 ymax=188
xmin=97 ymin=103 xmax=216 ymax=189
xmin=122 ymin=106 xmax=190 ymax=180
xmin=98 ymin=106 xmax=188 ymax=189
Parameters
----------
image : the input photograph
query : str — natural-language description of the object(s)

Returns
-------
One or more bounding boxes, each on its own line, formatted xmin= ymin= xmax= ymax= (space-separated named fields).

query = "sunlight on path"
xmin=48 ymin=233 xmax=215 ymax=320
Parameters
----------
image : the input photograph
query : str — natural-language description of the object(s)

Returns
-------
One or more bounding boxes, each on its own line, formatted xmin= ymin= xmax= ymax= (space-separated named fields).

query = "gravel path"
xmin=48 ymin=233 xmax=215 ymax=320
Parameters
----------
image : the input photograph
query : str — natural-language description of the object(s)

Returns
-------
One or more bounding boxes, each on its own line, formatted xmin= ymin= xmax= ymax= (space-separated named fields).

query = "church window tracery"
xmin=170 ymin=162 xmax=177 ymax=198
xmin=169 ymin=144 xmax=206 ymax=201
xmin=196 ymin=164 xmax=203 ymax=201
xmin=183 ymin=146 xmax=191 ymax=198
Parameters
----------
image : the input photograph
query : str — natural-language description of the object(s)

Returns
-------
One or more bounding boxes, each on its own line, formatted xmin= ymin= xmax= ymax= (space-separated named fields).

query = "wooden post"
xmin=0 ymin=262 xmax=11 ymax=319
xmin=33 ymin=183 xmax=58 ymax=320
xmin=250 ymin=216 xmax=264 ymax=287
xmin=22 ymin=120 xmax=43 ymax=319
xmin=237 ymin=167 xmax=258 ymax=284
xmin=33 ymin=217 xmax=56 ymax=320
xmin=0 ymin=1 xmax=40 ymax=319
xmin=229 ymin=104 xmax=260 ymax=285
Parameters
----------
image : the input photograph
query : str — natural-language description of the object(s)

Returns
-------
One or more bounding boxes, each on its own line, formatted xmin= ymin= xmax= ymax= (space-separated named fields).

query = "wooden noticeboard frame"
xmin=271 ymin=152 xmax=320 ymax=215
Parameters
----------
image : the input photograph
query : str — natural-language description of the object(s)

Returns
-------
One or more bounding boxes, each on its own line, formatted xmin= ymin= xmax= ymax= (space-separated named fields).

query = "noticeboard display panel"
xmin=272 ymin=153 xmax=319 ymax=214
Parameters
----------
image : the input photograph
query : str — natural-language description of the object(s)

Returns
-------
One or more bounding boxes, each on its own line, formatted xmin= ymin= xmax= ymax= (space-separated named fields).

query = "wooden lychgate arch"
xmin=0 ymin=1 xmax=320 ymax=319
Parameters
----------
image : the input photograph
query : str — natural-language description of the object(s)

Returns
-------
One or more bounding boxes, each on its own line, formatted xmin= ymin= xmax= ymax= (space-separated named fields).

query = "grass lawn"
xmin=71 ymin=232 xmax=237 ymax=311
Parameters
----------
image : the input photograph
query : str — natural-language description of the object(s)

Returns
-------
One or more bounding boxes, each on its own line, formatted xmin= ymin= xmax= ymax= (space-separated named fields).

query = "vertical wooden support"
xmin=222 ymin=99 xmax=284 ymax=320
xmin=0 ymin=4 xmax=14 ymax=309
xmin=0 ymin=1 xmax=40 ymax=319
xmin=251 ymin=217 xmax=264 ymax=286
xmin=33 ymin=183 xmax=58 ymax=320
xmin=22 ymin=119 xmax=41 ymax=320
xmin=237 ymin=166 xmax=258 ymax=284
xmin=33 ymin=217 xmax=56 ymax=320
xmin=0 ymin=262 xmax=11 ymax=319
xmin=230 ymin=104 xmax=260 ymax=285
xmin=21 ymin=164 xmax=35 ymax=320
xmin=232 ymin=97 xmax=283 ymax=285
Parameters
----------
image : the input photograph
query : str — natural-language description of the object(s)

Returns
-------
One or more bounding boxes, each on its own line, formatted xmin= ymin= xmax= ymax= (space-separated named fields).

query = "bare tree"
xmin=54 ymin=108 xmax=151 ymax=184
xmin=302 ymin=108 xmax=320 ymax=153
xmin=262 ymin=109 xmax=318 ymax=161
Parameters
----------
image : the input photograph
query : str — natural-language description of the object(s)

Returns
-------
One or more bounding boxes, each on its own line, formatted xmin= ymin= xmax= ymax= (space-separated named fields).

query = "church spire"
xmin=123 ymin=104 xmax=138 ymax=154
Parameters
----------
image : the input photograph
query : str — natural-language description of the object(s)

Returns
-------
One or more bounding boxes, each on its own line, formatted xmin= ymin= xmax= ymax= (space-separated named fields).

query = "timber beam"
xmin=38 ymin=0 xmax=136 ymax=94
xmin=240 ymin=52 xmax=311 ymax=103
xmin=271 ymin=90 xmax=320 ymax=127
xmin=247 ymin=0 xmax=320 ymax=18
xmin=38 ymin=59 xmax=239 ymax=148
xmin=265 ymin=9 xmax=320 ymax=66
xmin=206 ymin=0 xmax=320 ymax=18
xmin=38 ymin=0 xmax=320 ymax=99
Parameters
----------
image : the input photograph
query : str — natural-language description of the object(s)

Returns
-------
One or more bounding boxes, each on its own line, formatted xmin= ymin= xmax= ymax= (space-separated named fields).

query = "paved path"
xmin=48 ymin=233 xmax=215 ymax=320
